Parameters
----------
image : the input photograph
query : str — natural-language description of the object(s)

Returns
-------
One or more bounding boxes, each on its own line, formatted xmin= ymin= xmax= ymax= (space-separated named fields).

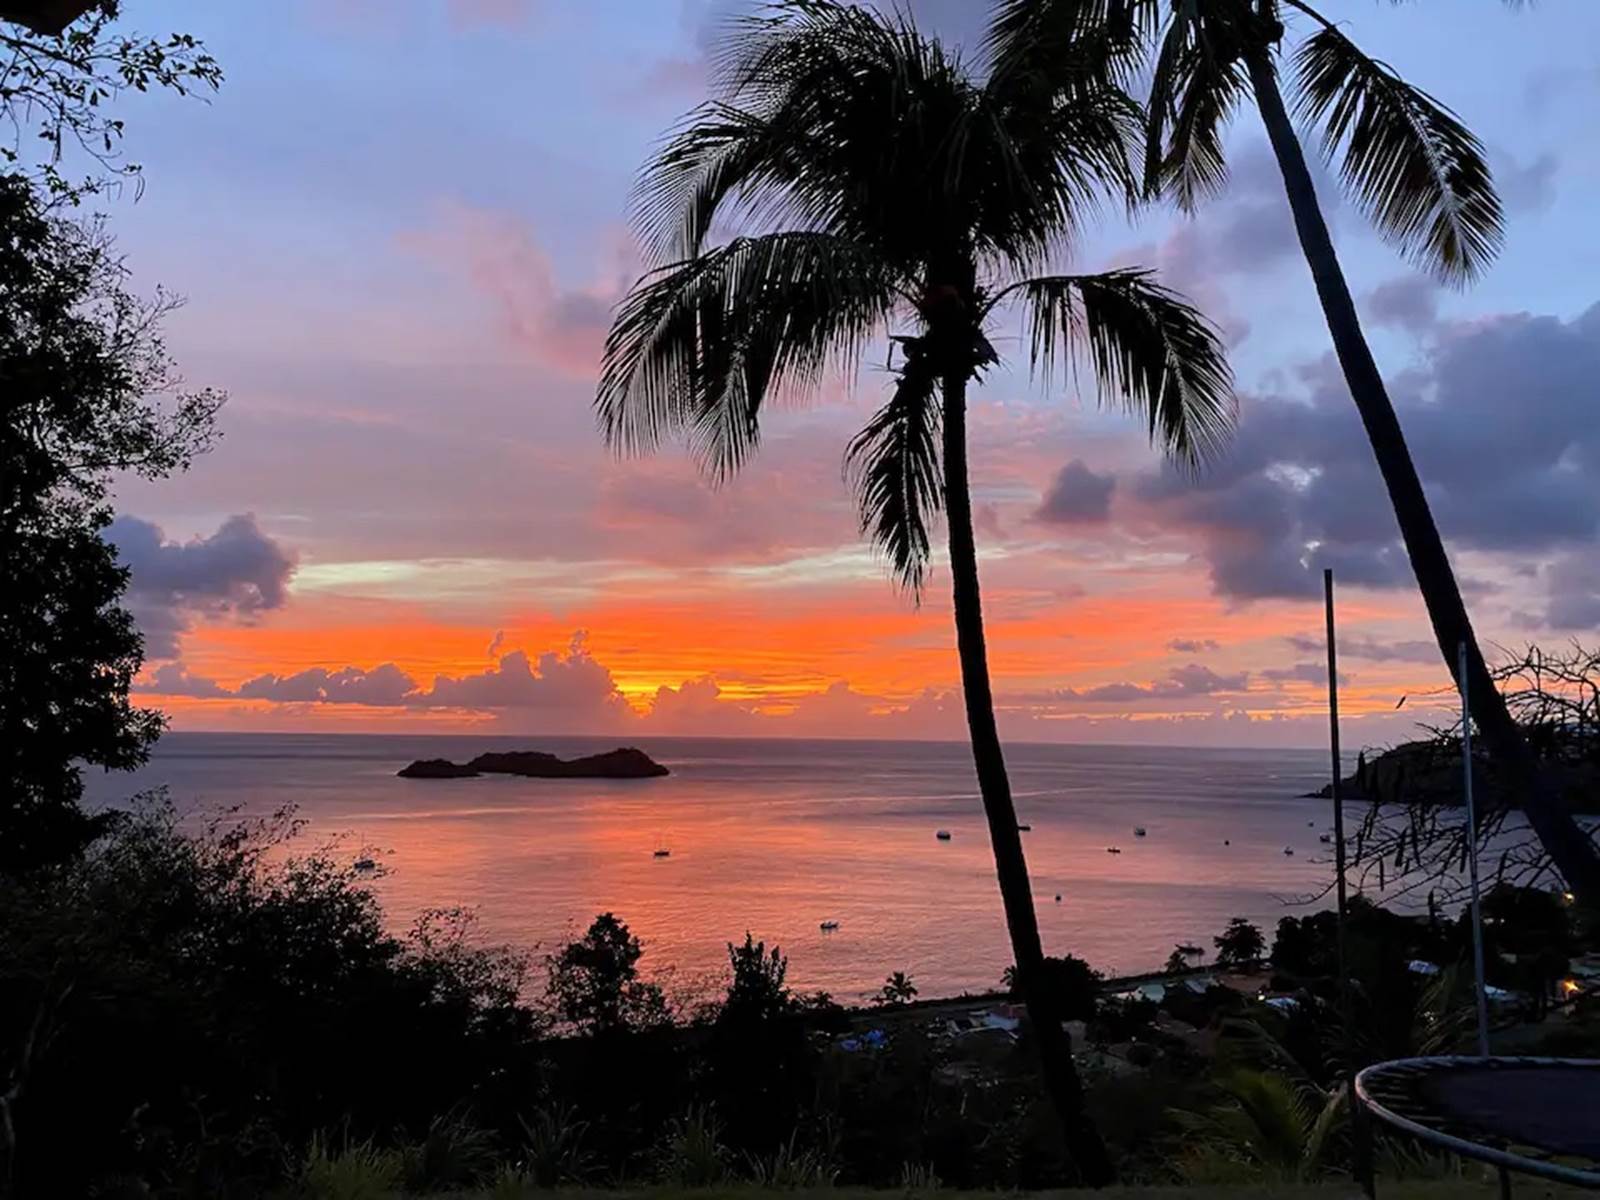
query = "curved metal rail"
xmin=1356 ymin=1055 xmax=1600 ymax=1189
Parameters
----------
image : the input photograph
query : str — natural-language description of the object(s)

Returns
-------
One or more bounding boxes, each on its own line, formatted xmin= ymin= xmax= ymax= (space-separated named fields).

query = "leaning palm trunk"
xmin=1244 ymin=50 xmax=1600 ymax=900
xmin=940 ymin=371 xmax=1113 ymax=1185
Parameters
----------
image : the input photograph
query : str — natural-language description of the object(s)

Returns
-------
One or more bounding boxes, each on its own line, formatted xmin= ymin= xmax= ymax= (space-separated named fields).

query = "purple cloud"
xmin=108 ymin=514 xmax=297 ymax=659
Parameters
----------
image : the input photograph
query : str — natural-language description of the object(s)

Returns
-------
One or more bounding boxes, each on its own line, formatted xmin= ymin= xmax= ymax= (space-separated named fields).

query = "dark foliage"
xmin=1004 ymin=953 xmax=1103 ymax=1022
xmin=546 ymin=912 xmax=670 ymax=1036
xmin=0 ymin=3 xmax=222 ymax=201
xmin=0 ymin=173 xmax=221 ymax=872
xmin=0 ymin=800 xmax=543 ymax=1196
xmin=1212 ymin=916 xmax=1265 ymax=968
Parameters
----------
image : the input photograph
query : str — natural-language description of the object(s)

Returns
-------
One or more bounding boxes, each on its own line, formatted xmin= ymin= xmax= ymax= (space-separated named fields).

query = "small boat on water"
xmin=653 ymin=849 xmax=671 ymax=858
xmin=819 ymin=920 xmax=840 ymax=932
xmin=1133 ymin=826 xmax=1147 ymax=837
xmin=1017 ymin=823 xmax=1032 ymax=832
xmin=1054 ymin=893 xmax=1062 ymax=902
xmin=354 ymin=857 xmax=376 ymax=871
xmin=1319 ymin=833 xmax=1332 ymax=844
xmin=935 ymin=829 xmax=952 ymax=841
xmin=1106 ymin=846 xmax=1122 ymax=854
xmin=1283 ymin=847 xmax=1295 ymax=856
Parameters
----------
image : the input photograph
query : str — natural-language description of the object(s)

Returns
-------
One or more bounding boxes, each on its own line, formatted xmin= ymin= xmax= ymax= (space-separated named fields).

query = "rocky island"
xmin=1307 ymin=741 xmax=1599 ymax=813
xmin=397 ymin=747 xmax=669 ymax=780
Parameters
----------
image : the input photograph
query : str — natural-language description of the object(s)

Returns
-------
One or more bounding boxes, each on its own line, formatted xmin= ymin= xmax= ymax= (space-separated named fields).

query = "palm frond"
xmin=1145 ymin=6 xmax=1253 ymax=211
xmin=634 ymin=1 xmax=967 ymax=274
xmin=843 ymin=337 xmax=943 ymax=596
xmin=971 ymin=75 xmax=1144 ymax=273
xmin=985 ymin=0 xmax=1157 ymax=95
xmin=1293 ymin=23 xmax=1503 ymax=284
xmin=597 ymin=232 xmax=898 ymax=480
xmin=1012 ymin=268 xmax=1235 ymax=467
xmin=978 ymin=0 xmax=1151 ymax=271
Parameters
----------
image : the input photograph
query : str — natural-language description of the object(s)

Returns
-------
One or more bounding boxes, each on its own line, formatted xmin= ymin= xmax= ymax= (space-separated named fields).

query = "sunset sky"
xmin=100 ymin=0 xmax=1600 ymax=747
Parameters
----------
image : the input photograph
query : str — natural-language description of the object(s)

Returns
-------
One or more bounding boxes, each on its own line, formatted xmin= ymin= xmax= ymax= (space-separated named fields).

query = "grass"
xmin=429 ymin=1184 xmax=1594 ymax=1200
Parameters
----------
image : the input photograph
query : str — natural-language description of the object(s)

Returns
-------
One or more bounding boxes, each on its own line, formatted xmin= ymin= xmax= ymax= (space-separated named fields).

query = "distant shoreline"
xmin=138 ymin=728 xmax=1345 ymax=756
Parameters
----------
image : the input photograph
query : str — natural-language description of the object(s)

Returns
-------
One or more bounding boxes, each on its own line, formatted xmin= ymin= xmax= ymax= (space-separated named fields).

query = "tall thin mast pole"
xmin=1460 ymin=641 xmax=1492 ymax=1056
xmin=1325 ymin=570 xmax=1370 ymax=1196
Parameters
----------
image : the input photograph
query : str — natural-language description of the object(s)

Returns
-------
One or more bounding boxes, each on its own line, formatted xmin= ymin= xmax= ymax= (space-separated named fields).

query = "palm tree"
xmin=991 ymin=0 xmax=1600 ymax=900
xmin=596 ymin=2 xmax=1234 ymax=1182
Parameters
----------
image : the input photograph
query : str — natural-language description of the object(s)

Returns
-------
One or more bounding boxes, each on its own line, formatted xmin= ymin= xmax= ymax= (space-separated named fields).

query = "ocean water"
xmin=81 ymin=733 xmax=1344 ymax=1003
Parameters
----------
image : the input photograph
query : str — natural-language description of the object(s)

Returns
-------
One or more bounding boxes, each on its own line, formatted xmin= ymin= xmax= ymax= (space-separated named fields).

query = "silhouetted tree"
xmin=0 ymin=174 xmax=222 ymax=870
xmin=990 ymin=0 xmax=1600 ymax=901
xmin=597 ymin=5 xmax=1234 ymax=1180
xmin=1213 ymin=917 xmax=1265 ymax=968
xmin=0 ymin=3 xmax=222 ymax=201
xmin=1004 ymin=954 xmax=1102 ymax=1021
xmin=546 ymin=913 xmax=669 ymax=1036
xmin=720 ymin=933 xmax=795 ymax=1026
xmin=875 ymin=972 xmax=919 ymax=1007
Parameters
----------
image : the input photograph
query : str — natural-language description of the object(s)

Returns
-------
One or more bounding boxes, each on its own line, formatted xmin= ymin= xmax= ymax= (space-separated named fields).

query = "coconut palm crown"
xmin=598 ymin=0 xmax=1233 ymax=595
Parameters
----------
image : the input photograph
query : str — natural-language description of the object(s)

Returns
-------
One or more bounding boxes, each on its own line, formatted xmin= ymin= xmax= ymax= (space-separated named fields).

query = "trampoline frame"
xmin=1355 ymin=1054 xmax=1600 ymax=1190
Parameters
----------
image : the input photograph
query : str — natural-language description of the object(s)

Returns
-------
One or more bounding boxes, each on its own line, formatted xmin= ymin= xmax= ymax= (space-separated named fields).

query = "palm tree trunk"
xmin=1245 ymin=48 xmax=1600 ymax=901
xmin=940 ymin=370 xmax=1113 ymax=1186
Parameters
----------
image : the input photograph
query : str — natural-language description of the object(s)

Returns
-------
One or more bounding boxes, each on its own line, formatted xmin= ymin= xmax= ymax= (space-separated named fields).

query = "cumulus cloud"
xmin=421 ymin=641 xmax=627 ymax=715
xmin=108 ymin=514 xmax=297 ymax=659
xmin=142 ymin=635 xmax=633 ymax=719
xmin=1131 ymin=300 xmax=1600 ymax=603
xmin=1028 ymin=662 xmax=1249 ymax=705
xmin=1035 ymin=459 xmax=1115 ymax=524
xmin=239 ymin=664 xmax=420 ymax=706
xmin=134 ymin=662 xmax=233 ymax=699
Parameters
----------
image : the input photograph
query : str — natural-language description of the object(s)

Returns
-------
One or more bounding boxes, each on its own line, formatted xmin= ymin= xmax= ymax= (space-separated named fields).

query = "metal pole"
xmin=1458 ymin=642 xmax=1510 ymax=1200
xmin=1460 ymin=641 xmax=1492 ymax=1057
xmin=1325 ymin=570 xmax=1372 ymax=1197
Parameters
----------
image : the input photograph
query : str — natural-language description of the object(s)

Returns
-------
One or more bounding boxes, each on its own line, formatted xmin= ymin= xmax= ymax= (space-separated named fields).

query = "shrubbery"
xmin=0 ymin=799 xmax=543 ymax=1195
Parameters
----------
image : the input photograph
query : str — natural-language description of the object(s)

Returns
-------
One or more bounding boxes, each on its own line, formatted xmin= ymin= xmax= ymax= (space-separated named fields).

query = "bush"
xmin=0 ymin=798 xmax=542 ymax=1196
xmin=298 ymin=1134 xmax=405 ymax=1200
xmin=399 ymin=1108 xmax=499 ymax=1191
xmin=515 ymin=1102 xmax=593 ymax=1186
xmin=654 ymin=1106 xmax=730 ymax=1186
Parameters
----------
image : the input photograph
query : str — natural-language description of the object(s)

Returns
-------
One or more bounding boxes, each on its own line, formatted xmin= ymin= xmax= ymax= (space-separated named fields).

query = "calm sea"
xmin=82 ymin=733 xmax=1344 ymax=1003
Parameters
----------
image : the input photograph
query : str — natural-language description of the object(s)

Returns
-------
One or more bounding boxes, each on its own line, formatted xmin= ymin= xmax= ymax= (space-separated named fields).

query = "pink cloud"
xmin=399 ymin=204 xmax=634 ymax=378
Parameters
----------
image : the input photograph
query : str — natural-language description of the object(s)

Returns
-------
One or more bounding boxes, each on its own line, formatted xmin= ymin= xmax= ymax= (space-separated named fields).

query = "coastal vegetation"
xmin=4 ymin=797 xmax=1593 ymax=1196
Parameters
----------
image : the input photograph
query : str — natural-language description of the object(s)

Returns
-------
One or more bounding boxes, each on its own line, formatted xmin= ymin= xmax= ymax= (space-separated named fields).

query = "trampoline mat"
xmin=1400 ymin=1062 xmax=1600 ymax=1160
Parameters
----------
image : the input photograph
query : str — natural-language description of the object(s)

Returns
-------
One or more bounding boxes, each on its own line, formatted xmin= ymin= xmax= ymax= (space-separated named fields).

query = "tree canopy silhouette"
xmin=0 ymin=173 xmax=221 ymax=870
